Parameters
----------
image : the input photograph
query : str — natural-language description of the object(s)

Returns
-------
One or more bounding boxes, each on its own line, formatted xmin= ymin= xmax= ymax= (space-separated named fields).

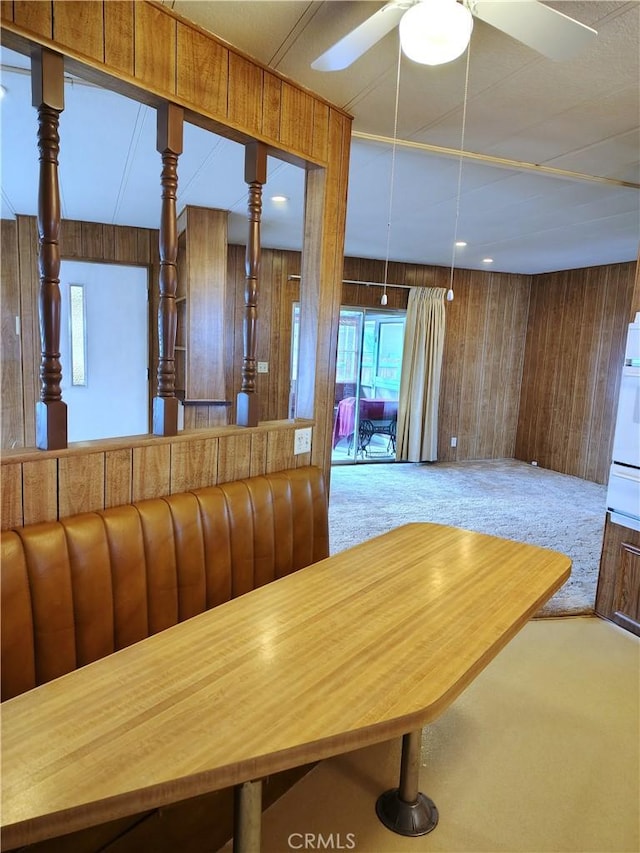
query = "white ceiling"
xmin=1 ymin=1 xmax=639 ymax=274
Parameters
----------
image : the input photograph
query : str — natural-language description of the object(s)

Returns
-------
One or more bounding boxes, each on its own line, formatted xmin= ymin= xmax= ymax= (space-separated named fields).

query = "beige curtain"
xmin=396 ymin=287 xmax=446 ymax=462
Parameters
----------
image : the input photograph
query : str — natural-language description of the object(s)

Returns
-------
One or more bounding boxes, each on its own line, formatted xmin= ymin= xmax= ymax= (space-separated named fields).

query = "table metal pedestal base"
xmin=375 ymin=730 xmax=439 ymax=837
xmin=234 ymin=779 xmax=262 ymax=853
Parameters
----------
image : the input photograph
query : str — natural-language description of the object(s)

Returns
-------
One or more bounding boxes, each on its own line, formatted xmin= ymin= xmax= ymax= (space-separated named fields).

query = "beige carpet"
xmin=328 ymin=459 xmax=607 ymax=617
xmin=252 ymin=617 xmax=639 ymax=853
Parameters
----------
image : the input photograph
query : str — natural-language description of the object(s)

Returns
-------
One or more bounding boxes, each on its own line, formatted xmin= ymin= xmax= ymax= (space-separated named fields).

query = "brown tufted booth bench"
xmin=1 ymin=465 xmax=329 ymax=703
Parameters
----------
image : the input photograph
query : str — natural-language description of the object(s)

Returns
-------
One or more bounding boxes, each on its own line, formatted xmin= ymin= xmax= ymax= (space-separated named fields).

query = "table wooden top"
xmin=1 ymin=523 xmax=570 ymax=849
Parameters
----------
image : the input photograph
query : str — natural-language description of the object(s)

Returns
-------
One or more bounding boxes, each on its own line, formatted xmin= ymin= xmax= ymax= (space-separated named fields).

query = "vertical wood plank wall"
xmin=1 ymin=220 xmax=23 ymax=450
xmin=3 ymin=218 xmax=635 ymax=493
xmin=177 ymin=205 xmax=228 ymax=428
xmin=0 ymin=3 xmax=635 ymax=497
xmin=0 ymin=0 xmax=352 ymax=488
xmin=339 ymin=257 xmax=531 ymax=463
xmin=515 ymin=261 xmax=636 ymax=483
xmin=0 ymin=422 xmax=312 ymax=531
xmin=237 ymin=251 xmax=635 ymax=482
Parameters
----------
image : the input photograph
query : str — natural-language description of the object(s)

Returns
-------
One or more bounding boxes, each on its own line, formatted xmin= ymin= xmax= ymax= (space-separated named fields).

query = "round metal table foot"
xmin=375 ymin=788 xmax=439 ymax=837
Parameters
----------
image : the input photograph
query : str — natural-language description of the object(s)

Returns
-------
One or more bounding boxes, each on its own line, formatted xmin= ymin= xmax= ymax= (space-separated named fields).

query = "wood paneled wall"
xmin=0 ymin=2 xmax=337 ymax=167
xmin=339 ymin=256 xmax=532 ymax=463
xmin=516 ymin=261 xmax=636 ymax=484
xmin=1 ymin=421 xmax=312 ymax=530
xmin=3 ymin=216 xmax=634 ymax=492
xmin=227 ymin=245 xmax=301 ymax=424
xmin=0 ymin=0 xmax=352 ymax=486
xmin=1 ymin=220 xmax=23 ymax=451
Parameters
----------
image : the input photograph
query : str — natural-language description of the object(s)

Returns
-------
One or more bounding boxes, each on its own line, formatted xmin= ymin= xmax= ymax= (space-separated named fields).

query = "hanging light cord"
xmin=382 ymin=39 xmax=403 ymax=306
xmin=448 ymin=44 xmax=472 ymax=301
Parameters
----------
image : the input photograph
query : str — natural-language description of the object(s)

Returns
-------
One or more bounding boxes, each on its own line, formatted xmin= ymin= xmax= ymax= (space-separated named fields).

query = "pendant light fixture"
xmin=447 ymin=44 xmax=472 ymax=302
xmin=381 ymin=40 xmax=403 ymax=307
xmin=381 ymin=23 xmax=472 ymax=306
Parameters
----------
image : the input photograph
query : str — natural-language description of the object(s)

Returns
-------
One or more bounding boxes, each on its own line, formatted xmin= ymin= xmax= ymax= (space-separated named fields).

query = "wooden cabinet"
xmin=176 ymin=205 xmax=230 ymax=427
xmin=174 ymin=294 xmax=187 ymax=400
xmin=595 ymin=515 xmax=640 ymax=636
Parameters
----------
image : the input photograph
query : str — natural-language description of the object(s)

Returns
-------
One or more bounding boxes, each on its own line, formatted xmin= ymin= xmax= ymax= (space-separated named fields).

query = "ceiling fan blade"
xmin=311 ymin=2 xmax=408 ymax=71
xmin=471 ymin=0 xmax=597 ymax=60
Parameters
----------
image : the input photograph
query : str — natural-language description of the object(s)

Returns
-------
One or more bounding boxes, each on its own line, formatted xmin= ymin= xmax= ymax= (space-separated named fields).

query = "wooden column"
xmin=32 ymin=48 xmax=67 ymax=450
xmin=153 ymin=103 xmax=184 ymax=435
xmin=237 ymin=143 xmax=267 ymax=428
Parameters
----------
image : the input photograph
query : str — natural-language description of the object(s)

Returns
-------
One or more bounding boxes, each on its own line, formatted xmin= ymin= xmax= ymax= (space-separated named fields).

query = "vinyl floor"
xmin=251 ymin=616 xmax=639 ymax=853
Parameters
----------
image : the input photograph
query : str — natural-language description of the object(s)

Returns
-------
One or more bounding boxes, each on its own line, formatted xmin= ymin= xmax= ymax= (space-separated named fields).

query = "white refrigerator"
xmin=607 ymin=313 xmax=640 ymax=531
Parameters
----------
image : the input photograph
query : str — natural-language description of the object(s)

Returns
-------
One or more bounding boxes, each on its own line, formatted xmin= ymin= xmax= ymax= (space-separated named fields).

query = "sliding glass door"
xmin=331 ymin=307 xmax=406 ymax=465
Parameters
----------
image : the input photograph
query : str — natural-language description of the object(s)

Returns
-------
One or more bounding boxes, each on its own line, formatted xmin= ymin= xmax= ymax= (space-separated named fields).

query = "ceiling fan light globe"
xmin=399 ymin=0 xmax=474 ymax=66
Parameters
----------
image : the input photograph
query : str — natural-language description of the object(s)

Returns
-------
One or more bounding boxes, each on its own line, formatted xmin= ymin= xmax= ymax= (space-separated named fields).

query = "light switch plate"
xmin=257 ymin=361 xmax=269 ymax=373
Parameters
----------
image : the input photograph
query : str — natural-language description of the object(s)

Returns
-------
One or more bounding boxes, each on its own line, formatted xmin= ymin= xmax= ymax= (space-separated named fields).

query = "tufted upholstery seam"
xmin=1 ymin=467 xmax=328 ymax=701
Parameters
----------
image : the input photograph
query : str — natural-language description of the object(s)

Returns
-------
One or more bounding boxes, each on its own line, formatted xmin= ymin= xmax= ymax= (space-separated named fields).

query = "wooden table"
xmin=1 ymin=523 xmax=570 ymax=850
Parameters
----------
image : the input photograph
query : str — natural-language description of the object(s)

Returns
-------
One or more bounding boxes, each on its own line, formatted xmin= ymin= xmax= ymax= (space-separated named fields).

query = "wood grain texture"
xmin=104 ymin=1 xmax=134 ymax=76
xmin=104 ymin=448 xmax=132 ymax=508
xmin=262 ymin=71 xmax=282 ymax=142
xmin=16 ymin=216 xmax=39 ymax=448
xmin=32 ymin=47 xmax=67 ymax=450
xmin=170 ymin=437 xmax=218 ymax=492
xmin=1 ymin=0 xmax=352 ymax=490
xmin=596 ymin=515 xmax=640 ymax=636
xmin=1 ymin=422 xmax=318 ymax=529
xmin=0 ymin=1 xmax=14 ymax=23
xmin=280 ymin=83 xmax=315 ymax=158
xmin=217 ymin=433 xmax=252 ymax=483
xmin=1 ymin=220 xmax=24 ymax=449
xmin=134 ymin=2 xmax=176 ymax=94
xmin=296 ymin=110 xmax=351 ymax=479
xmin=13 ymin=1 xmax=52 ymax=38
xmin=311 ymin=110 xmax=352 ymax=477
xmin=1 ymin=523 xmax=570 ymax=849
xmin=177 ymin=23 xmax=228 ymax=119
xmin=312 ymin=101 xmax=330 ymax=163
xmin=58 ymin=453 xmax=105 ymax=517
xmin=227 ymin=53 xmax=262 ymax=133
xmin=249 ymin=430 xmax=268 ymax=476
xmin=132 ymin=443 xmax=171 ymax=501
xmin=5 ymin=211 xmax=632 ymax=489
xmin=612 ymin=541 xmax=640 ymax=634
xmin=177 ymin=206 xmax=228 ymax=401
xmin=516 ymin=262 xmax=636 ymax=483
xmin=0 ymin=463 xmax=23 ymax=530
xmin=53 ymin=0 xmax=104 ymax=62
xmin=337 ymin=258 xmax=531 ymax=465
xmin=266 ymin=428 xmax=296 ymax=473
xmin=22 ymin=458 xmax=57 ymax=525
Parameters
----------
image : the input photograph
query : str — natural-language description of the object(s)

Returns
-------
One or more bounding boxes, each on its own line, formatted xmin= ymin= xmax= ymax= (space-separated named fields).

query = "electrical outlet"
xmin=257 ymin=361 xmax=269 ymax=373
xmin=451 ymin=436 xmax=457 ymax=447
xmin=294 ymin=427 xmax=312 ymax=455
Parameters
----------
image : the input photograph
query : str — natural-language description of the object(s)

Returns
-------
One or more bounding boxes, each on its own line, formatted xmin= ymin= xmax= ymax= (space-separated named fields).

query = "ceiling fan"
xmin=311 ymin=0 xmax=597 ymax=70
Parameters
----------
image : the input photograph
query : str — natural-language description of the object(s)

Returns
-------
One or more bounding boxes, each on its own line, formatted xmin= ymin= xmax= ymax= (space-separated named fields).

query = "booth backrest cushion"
xmin=1 ymin=466 xmax=328 ymax=701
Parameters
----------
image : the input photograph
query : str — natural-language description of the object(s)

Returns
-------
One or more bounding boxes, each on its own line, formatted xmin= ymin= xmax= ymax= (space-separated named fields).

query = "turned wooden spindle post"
xmin=153 ymin=103 xmax=184 ymax=436
xmin=32 ymin=48 xmax=67 ymax=450
xmin=237 ymin=143 xmax=267 ymax=428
